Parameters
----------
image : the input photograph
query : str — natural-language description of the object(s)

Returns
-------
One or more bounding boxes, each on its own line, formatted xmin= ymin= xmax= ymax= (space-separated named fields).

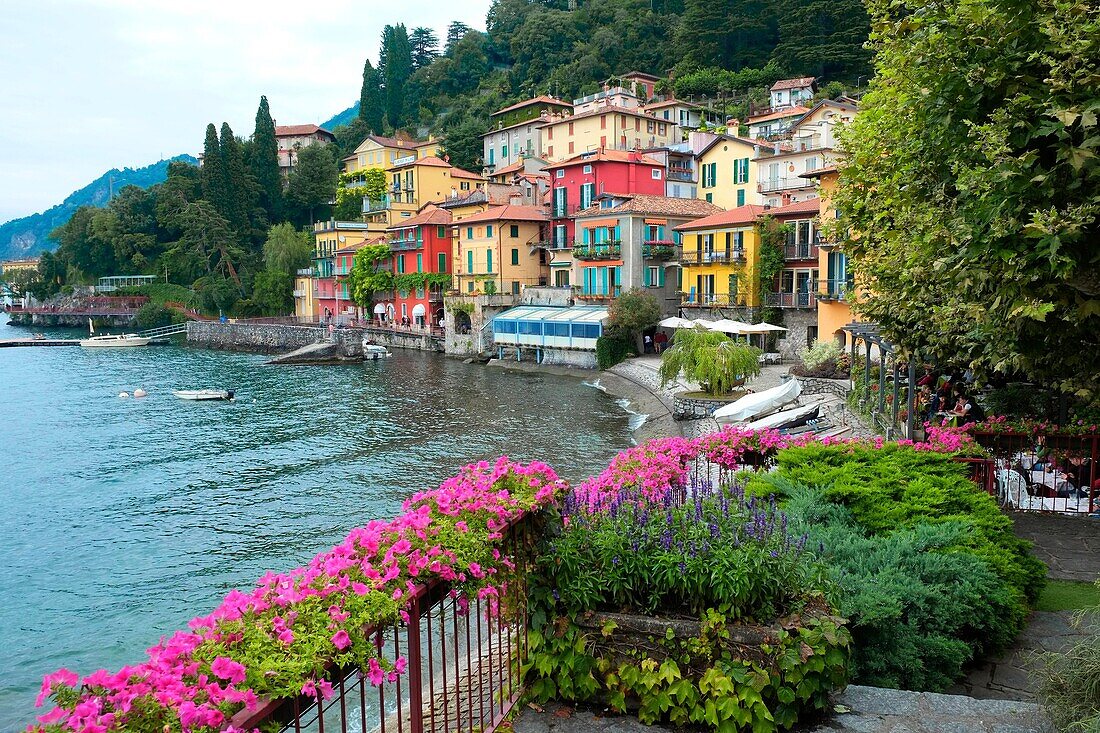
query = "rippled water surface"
xmin=0 ymin=315 xmax=634 ymax=730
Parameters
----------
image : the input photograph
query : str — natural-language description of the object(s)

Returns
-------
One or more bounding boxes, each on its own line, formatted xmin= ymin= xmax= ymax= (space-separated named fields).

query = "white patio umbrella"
xmin=741 ymin=322 xmax=788 ymax=333
xmin=657 ymin=316 xmax=696 ymax=329
xmin=706 ymin=318 xmax=755 ymax=334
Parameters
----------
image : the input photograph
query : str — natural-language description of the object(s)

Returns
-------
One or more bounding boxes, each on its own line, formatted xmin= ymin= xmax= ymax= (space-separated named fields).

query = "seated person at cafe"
xmin=946 ymin=384 xmax=984 ymax=426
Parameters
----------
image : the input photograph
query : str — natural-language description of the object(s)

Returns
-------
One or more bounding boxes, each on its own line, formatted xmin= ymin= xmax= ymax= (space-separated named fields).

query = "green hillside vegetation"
xmin=0 ymin=155 xmax=197 ymax=261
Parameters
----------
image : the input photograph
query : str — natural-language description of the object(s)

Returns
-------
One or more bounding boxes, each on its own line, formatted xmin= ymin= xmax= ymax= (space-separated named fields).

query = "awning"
xmin=658 ymin=316 xmax=695 ymax=329
xmin=373 ymin=303 xmax=386 ymax=314
xmin=412 ymin=304 xmax=426 ymax=317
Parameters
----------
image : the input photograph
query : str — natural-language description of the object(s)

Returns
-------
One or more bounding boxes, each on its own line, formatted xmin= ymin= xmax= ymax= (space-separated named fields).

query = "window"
xmin=416 ymin=253 xmax=423 ymax=272
xmin=583 ymin=164 xmax=592 ymax=174
xmin=467 ymin=250 xmax=474 ymax=273
xmin=553 ymin=187 xmax=568 ymax=217
xmin=502 ymin=145 xmax=508 ymax=158
xmin=568 ymin=142 xmax=575 ymax=154
xmin=600 ymin=136 xmax=606 ymax=147
xmin=554 ymin=224 xmax=567 ymax=247
xmin=486 ymin=249 xmax=493 ymax=272
xmin=545 ymin=322 xmax=570 ymax=337
xmin=647 ymin=266 xmax=660 ymax=287
xmin=600 ymin=115 xmax=607 ymax=129
xmin=467 ymin=281 xmax=475 ymax=293
xmin=647 ymin=120 xmax=655 ymax=133
xmin=658 ymin=123 xmax=667 ymax=135
xmin=488 ymin=149 xmax=495 ymax=165
xmin=702 ymin=162 xmax=717 ymax=188
xmin=510 ymin=224 xmax=519 ymax=238
xmin=580 ymin=182 xmax=595 ymax=209
xmin=728 ymin=274 xmax=739 ymax=300
xmin=511 ymin=281 xmax=520 ymax=295
xmin=518 ymin=320 xmax=541 ymax=336
xmin=805 ymin=156 xmax=818 ymax=173
xmin=651 ymin=168 xmax=662 ymax=179
xmin=487 ymin=225 xmax=494 ymax=238
xmin=398 ymin=255 xmax=405 ymax=274
xmin=555 ymin=169 xmax=565 ymax=179
xmin=437 ymin=252 xmax=446 ymax=272
xmin=705 ymin=193 xmax=713 ymax=203
xmin=437 ymin=225 xmax=446 ymax=238
xmin=734 ymin=158 xmax=750 ymax=184
xmin=494 ymin=319 xmax=517 ymax=335
xmin=547 ymin=127 xmax=553 ymax=140
xmin=511 ymin=248 xmax=519 ymax=265
xmin=568 ymin=121 xmax=574 ymax=135
xmin=466 ymin=227 xmax=473 ymax=240
xmin=736 ymin=189 xmax=745 ymax=206
xmin=547 ymin=145 xmax=553 ymax=158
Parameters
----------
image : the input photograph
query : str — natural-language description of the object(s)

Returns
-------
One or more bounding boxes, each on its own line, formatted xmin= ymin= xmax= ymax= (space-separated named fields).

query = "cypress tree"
xmin=219 ymin=122 xmax=254 ymax=236
xmin=383 ymin=24 xmax=413 ymax=129
xmin=200 ymin=123 xmax=229 ymax=216
xmin=251 ymin=96 xmax=283 ymax=222
xmin=359 ymin=59 xmax=384 ymax=134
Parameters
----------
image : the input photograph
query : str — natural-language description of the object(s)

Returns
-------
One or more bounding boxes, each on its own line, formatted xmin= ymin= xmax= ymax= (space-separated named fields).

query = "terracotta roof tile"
xmin=674 ymin=205 xmax=768 ymax=231
xmin=770 ymin=77 xmax=816 ymax=92
xmin=492 ymin=95 xmax=571 ymax=118
xmin=275 ymin=124 xmax=332 ymax=137
xmin=449 ymin=167 xmax=484 ymax=180
xmin=767 ymin=198 xmax=822 ymax=217
xmin=387 ymin=205 xmax=452 ymax=230
xmin=455 ymin=204 xmax=549 ymax=224
xmin=747 ymin=106 xmax=811 ymax=125
xmin=547 ymin=149 xmax=663 ymax=169
xmin=575 ymin=194 xmax=722 ymax=219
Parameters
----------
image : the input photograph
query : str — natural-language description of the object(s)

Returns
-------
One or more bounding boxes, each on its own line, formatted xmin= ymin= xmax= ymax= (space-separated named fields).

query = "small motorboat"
xmin=363 ymin=344 xmax=391 ymax=360
xmin=173 ymin=389 xmax=235 ymax=401
xmin=713 ymin=379 xmax=802 ymax=424
xmin=80 ymin=334 xmax=152 ymax=348
xmin=742 ymin=401 xmax=822 ymax=430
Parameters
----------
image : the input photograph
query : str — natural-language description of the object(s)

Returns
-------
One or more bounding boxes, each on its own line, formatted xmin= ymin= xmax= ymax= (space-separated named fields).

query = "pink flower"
xmin=210 ymin=657 xmax=246 ymax=686
xmin=331 ymin=630 xmax=351 ymax=650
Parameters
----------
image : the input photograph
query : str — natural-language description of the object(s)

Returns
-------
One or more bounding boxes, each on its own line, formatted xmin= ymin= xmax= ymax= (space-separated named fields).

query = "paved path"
xmin=1010 ymin=512 xmax=1100 ymax=583
xmin=514 ymin=686 xmax=1052 ymax=733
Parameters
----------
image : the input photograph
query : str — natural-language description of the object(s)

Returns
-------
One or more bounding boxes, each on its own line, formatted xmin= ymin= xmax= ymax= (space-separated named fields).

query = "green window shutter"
xmin=467 ymin=250 xmax=473 ymax=272
xmin=487 ymin=249 xmax=493 ymax=272
xmin=511 ymin=248 xmax=519 ymax=265
xmin=487 ymin=225 xmax=494 ymax=238
xmin=466 ymin=227 xmax=473 ymax=240
xmin=510 ymin=225 xmax=519 ymax=238
xmin=398 ymin=255 xmax=405 ymax=274
xmin=437 ymin=225 xmax=446 ymax=238
xmin=658 ymin=267 xmax=665 ymax=287
xmin=437 ymin=252 xmax=446 ymax=272
xmin=725 ymin=232 xmax=731 ymax=248
xmin=417 ymin=253 xmax=423 ymax=272
xmin=737 ymin=188 xmax=745 ymax=206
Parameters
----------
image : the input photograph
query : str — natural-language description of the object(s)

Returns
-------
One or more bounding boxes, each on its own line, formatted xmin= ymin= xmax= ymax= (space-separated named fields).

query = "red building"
xmin=379 ymin=204 xmax=453 ymax=328
xmin=546 ymin=149 xmax=667 ymax=251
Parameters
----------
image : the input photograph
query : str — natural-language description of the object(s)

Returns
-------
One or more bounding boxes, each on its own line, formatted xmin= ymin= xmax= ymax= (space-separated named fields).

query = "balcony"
xmin=428 ymin=288 xmax=445 ymax=302
xmin=679 ymin=249 xmax=745 ymax=266
xmin=817 ymin=279 xmax=853 ymax=302
xmin=572 ymin=241 xmax=622 ymax=261
xmin=764 ymin=291 xmax=817 ymax=308
xmin=758 ymin=177 xmax=816 ymax=194
xmin=363 ymin=197 xmax=390 ymax=214
xmin=681 ymin=293 xmax=745 ymax=307
xmin=783 ymin=242 xmax=820 ymax=260
xmin=390 ymin=238 xmax=423 ymax=251
xmin=576 ymin=286 xmax=622 ymax=302
xmin=667 ymin=168 xmax=695 ymax=183
xmin=642 ymin=241 xmax=677 ymax=260
xmin=296 ymin=267 xmax=316 ymax=277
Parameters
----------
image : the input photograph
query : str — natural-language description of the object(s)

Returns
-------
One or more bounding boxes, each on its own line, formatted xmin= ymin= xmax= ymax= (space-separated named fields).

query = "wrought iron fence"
xmin=229 ymin=516 xmax=535 ymax=733
xmin=968 ymin=431 xmax=1099 ymax=514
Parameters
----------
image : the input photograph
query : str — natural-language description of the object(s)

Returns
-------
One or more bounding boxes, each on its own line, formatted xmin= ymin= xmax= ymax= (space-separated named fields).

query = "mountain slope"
xmin=0 ymin=155 xmax=198 ymax=261
xmin=322 ymin=102 xmax=359 ymax=131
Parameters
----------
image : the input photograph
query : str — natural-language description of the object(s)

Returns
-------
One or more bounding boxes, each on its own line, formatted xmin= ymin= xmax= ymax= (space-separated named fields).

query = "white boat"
xmin=743 ymin=401 xmax=822 ymax=430
xmin=79 ymin=334 xmax=152 ymax=348
xmin=713 ymin=379 xmax=802 ymax=424
xmin=173 ymin=389 xmax=235 ymax=401
xmin=363 ymin=344 xmax=391 ymax=360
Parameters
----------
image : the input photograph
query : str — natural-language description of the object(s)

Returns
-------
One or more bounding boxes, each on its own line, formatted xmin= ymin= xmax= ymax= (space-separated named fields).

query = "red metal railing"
xmin=228 ymin=516 xmax=534 ymax=733
xmin=968 ymin=431 xmax=1099 ymax=514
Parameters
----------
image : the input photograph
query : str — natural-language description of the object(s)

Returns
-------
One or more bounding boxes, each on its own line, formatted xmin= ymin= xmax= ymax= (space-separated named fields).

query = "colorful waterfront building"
xmin=452 ymin=204 xmax=550 ymax=296
xmin=675 ymin=205 xmax=767 ymax=312
xmin=293 ymin=267 xmax=317 ymax=320
xmin=572 ymin=193 xmax=720 ymax=311
xmin=378 ymin=204 xmax=453 ymax=328
xmin=310 ymin=220 xmax=374 ymax=322
xmin=806 ymin=165 xmax=857 ymax=347
xmin=387 ymin=156 xmax=485 ymax=223
xmin=754 ymin=99 xmax=856 ymax=208
xmin=696 ymin=134 xmax=764 ymax=208
xmin=545 ymin=149 xmax=667 ymax=287
xmin=642 ymin=98 xmax=722 ymax=131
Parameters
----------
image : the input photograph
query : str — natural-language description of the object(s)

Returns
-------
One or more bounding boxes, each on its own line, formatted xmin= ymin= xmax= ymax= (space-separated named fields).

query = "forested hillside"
xmin=330 ymin=0 xmax=871 ymax=168
xmin=0 ymin=155 xmax=197 ymax=261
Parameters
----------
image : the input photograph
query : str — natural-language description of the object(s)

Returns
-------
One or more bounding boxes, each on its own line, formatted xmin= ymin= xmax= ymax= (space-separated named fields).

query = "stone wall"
xmin=187 ymin=321 xmax=327 ymax=355
xmin=7 ymin=312 xmax=136 ymax=328
xmin=361 ymin=327 xmax=443 ymax=352
xmin=795 ymin=375 xmax=851 ymax=400
xmin=443 ymin=293 xmax=519 ymax=356
xmin=672 ymin=393 xmax=740 ymax=420
xmin=773 ymin=309 xmax=817 ymax=359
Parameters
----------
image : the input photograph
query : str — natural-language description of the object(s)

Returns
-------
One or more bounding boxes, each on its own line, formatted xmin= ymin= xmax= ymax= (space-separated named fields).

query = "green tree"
xmin=832 ymin=0 xmax=1100 ymax=397
xmin=658 ymin=327 xmax=762 ymax=395
xmin=383 ymin=24 xmax=414 ymax=128
xmin=674 ymin=0 xmax=777 ymax=72
xmin=51 ymin=206 xmax=117 ymax=280
xmin=251 ymin=269 xmax=294 ymax=315
xmin=771 ymin=0 xmax=870 ymax=80
xmin=410 ymin=27 xmax=440 ymax=70
xmin=219 ymin=122 xmax=255 ymax=236
xmin=607 ymin=288 xmax=661 ymax=335
xmin=445 ymin=21 xmax=473 ymax=55
xmin=200 ymin=123 xmax=229 ymax=217
xmin=286 ymin=144 xmax=338 ymax=225
xmin=440 ymin=114 xmax=485 ymax=173
xmin=251 ymin=96 xmax=283 ymax=222
xmin=193 ymin=274 xmax=240 ymax=315
xmin=4 ymin=267 xmax=43 ymax=300
xmin=359 ymin=59 xmax=384 ymax=133
xmin=347 ymin=244 xmax=395 ymax=307
xmin=162 ymin=200 xmax=242 ymax=285
xmin=262 ymin=223 xmax=313 ymax=274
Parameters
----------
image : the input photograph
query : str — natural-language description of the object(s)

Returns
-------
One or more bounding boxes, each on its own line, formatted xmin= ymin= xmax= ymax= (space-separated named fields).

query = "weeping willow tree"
xmin=658 ymin=327 xmax=762 ymax=395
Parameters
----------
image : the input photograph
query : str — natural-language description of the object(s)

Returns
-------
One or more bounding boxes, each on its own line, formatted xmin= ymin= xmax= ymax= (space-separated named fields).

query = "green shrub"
xmin=747 ymin=444 xmax=1046 ymax=606
xmin=777 ymin=482 xmax=1026 ymax=690
xmin=117 ymin=283 xmax=196 ymax=309
xmin=801 ymin=340 xmax=843 ymax=369
xmin=596 ymin=330 xmax=636 ymax=370
xmin=134 ymin=303 xmax=179 ymax=329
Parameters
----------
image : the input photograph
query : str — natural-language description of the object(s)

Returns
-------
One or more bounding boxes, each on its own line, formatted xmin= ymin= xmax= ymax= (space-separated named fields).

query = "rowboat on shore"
xmin=173 ymin=389 xmax=235 ymax=401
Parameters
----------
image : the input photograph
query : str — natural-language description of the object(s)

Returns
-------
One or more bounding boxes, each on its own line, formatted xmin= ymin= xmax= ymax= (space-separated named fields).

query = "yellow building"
xmin=674 ymin=205 xmax=767 ymax=309
xmin=342 ymin=135 xmax=444 ymax=174
xmin=452 ymin=204 xmax=549 ymax=295
xmin=0 ymin=258 xmax=40 ymax=275
xmin=696 ymin=135 xmax=762 ymax=208
xmin=539 ymin=106 xmax=679 ymax=163
xmin=806 ymin=165 xmax=856 ymax=346
xmin=293 ymin=269 xmax=317 ymax=320
xmin=388 ymin=156 xmax=485 ymax=222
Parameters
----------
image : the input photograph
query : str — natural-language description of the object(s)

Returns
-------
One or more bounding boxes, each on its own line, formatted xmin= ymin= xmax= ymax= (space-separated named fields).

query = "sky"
xmin=0 ymin=0 xmax=493 ymax=224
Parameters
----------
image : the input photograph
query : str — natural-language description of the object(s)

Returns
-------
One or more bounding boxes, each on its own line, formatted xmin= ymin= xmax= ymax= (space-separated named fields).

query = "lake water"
xmin=0 ymin=314 xmax=635 ymax=731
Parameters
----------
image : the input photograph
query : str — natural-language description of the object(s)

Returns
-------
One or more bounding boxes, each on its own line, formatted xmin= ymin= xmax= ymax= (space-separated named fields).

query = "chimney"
xmin=726 ymin=118 xmax=740 ymax=129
